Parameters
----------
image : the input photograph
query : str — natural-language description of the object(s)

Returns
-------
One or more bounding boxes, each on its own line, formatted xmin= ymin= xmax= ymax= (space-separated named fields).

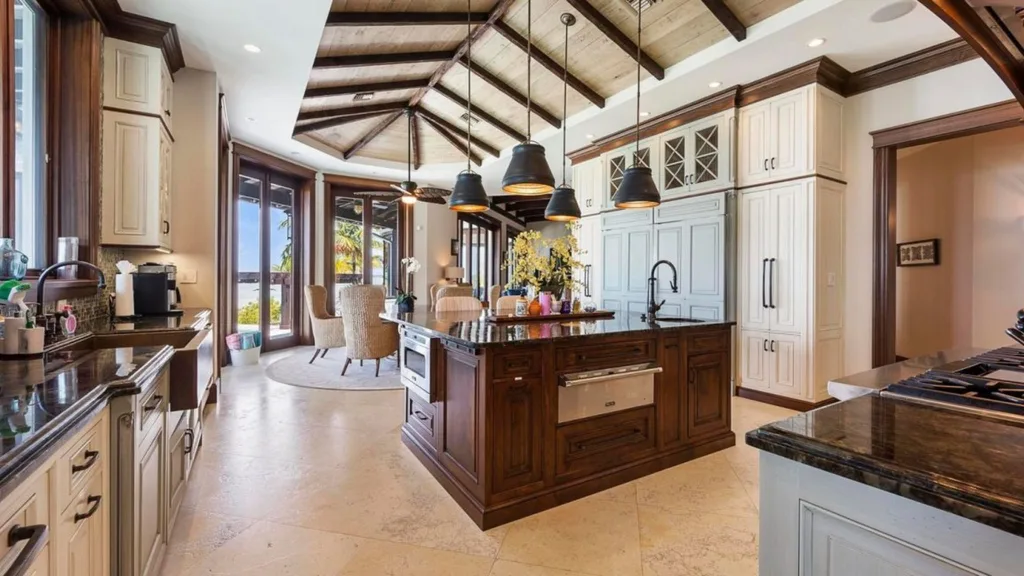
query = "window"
xmin=504 ymin=227 xmax=522 ymax=286
xmin=458 ymin=214 xmax=498 ymax=301
xmin=8 ymin=0 xmax=47 ymax=268
xmin=327 ymin=188 xmax=406 ymax=308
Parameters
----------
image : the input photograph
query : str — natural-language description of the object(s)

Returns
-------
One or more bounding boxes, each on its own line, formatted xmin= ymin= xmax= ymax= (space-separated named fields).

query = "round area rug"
xmin=264 ymin=347 xmax=403 ymax=391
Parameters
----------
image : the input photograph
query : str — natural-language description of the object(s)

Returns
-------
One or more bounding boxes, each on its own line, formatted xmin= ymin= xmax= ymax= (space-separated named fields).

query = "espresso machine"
xmin=133 ymin=263 xmax=183 ymax=316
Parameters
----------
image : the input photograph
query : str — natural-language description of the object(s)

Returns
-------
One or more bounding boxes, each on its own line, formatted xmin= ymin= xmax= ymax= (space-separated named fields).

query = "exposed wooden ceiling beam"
xmin=505 ymin=198 xmax=550 ymax=212
xmin=488 ymin=202 xmax=527 ymax=227
xmin=564 ymin=0 xmax=665 ymax=80
xmin=293 ymin=111 xmax=392 ymax=136
xmin=411 ymin=114 xmax=421 ymax=170
xmin=487 ymin=194 xmax=521 ymax=205
xmin=493 ymin=20 xmax=605 ymax=109
xmin=327 ymin=12 xmax=489 ymax=26
xmin=297 ymin=102 xmax=407 ymax=122
xmin=304 ymin=78 xmax=431 ymax=99
xmin=433 ymin=84 xmax=527 ymax=142
xmin=313 ymin=50 xmax=456 ymax=70
xmin=409 ymin=0 xmax=519 ymax=108
xmin=457 ymin=57 xmax=561 ymax=128
xmin=416 ymin=107 xmax=501 ymax=158
xmin=698 ymin=0 xmax=746 ymax=42
xmin=344 ymin=110 xmax=404 ymax=160
xmin=918 ymin=0 xmax=1024 ymax=105
xmin=417 ymin=113 xmax=483 ymax=167
xmin=516 ymin=208 xmax=547 ymax=220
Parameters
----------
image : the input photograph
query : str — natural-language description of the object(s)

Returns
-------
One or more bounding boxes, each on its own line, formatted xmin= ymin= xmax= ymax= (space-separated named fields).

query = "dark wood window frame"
xmin=870 ymin=99 xmax=1022 ymax=367
xmin=458 ymin=212 xmax=500 ymax=301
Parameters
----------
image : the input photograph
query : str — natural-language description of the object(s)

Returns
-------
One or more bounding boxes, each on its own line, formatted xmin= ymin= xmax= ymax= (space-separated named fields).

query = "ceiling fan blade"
xmin=390 ymin=183 xmax=408 ymax=194
xmin=420 ymin=196 xmax=449 ymax=205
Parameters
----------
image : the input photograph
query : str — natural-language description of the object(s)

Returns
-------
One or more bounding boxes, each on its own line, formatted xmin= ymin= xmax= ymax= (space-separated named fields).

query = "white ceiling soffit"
xmin=121 ymin=0 xmax=957 ymax=189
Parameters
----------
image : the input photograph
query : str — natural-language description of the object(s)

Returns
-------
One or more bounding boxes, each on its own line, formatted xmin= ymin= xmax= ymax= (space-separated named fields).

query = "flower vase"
xmin=528 ymin=297 xmax=543 ymax=316
xmin=398 ymin=299 xmax=414 ymax=314
xmin=539 ymin=292 xmax=553 ymax=315
xmin=551 ymin=298 xmax=562 ymax=314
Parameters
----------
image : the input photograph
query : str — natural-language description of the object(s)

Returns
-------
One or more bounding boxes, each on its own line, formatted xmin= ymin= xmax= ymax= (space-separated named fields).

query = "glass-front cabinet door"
xmin=606 ymin=140 xmax=656 ymax=202
xmin=689 ymin=115 xmax=727 ymax=194
xmin=661 ymin=127 xmax=690 ymax=198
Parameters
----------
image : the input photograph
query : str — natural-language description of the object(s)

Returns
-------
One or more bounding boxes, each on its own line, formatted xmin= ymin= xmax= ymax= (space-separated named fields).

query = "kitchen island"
xmin=383 ymin=309 xmax=736 ymax=528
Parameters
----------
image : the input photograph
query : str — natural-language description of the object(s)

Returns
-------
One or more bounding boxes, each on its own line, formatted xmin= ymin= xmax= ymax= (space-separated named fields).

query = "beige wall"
xmin=843 ymin=59 xmax=1013 ymax=372
xmin=895 ymin=126 xmax=1024 ymax=356
xmin=412 ymin=201 xmax=458 ymax=298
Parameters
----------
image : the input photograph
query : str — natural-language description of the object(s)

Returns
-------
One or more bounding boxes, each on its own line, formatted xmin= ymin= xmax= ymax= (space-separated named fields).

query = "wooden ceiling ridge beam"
xmin=343 ymin=110 xmax=405 ymax=160
xmin=293 ymin=111 xmax=392 ymax=136
xmin=313 ymin=51 xmax=456 ymax=70
xmin=698 ymin=0 xmax=747 ymax=42
xmin=412 ymin=114 xmax=422 ymax=170
xmin=415 ymin=107 xmax=501 ymax=158
xmin=408 ymin=0 xmax=519 ymax=109
xmin=433 ymin=84 xmax=527 ymax=142
xmin=417 ymin=112 xmax=484 ymax=167
xmin=564 ymin=0 xmax=664 ymax=80
xmin=457 ymin=57 xmax=561 ymax=128
xmin=304 ymin=78 xmax=431 ymax=99
xmin=493 ymin=19 xmax=606 ymax=108
xmin=326 ymin=12 xmax=490 ymax=26
xmin=504 ymin=198 xmax=551 ymax=211
xmin=296 ymin=102 xmax=408 ymax=122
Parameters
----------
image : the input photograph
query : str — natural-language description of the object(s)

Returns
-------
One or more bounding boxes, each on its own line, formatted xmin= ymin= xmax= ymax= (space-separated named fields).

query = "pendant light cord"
xmin=466 ymin=0 xmax=473 ymax=172
xmin=527 ymin=0 xmax=532 ymax=141
xmin=407 ymin=110 xmax=412 ymax=182
xmin=635 ymin=1 xmax=642 ymax=165
xmin=562 ymin=18 xmax=569 ymax=186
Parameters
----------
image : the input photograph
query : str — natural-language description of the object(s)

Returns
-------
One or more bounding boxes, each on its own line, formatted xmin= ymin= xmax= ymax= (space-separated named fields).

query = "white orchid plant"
xmin=397 ymin=257 xmax=422 ymax=307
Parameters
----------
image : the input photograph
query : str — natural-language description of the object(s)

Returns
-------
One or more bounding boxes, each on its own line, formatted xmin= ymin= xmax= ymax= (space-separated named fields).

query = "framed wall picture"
xmin=897 ymin=239 xmax=940 ymax=267
xmin=450 ymin=239 xmax=458 ymax=256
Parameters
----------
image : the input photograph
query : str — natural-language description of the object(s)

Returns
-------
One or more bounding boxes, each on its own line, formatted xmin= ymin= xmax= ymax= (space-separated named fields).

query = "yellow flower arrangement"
xmin=502 ymin=224 xmax=586 ymax=297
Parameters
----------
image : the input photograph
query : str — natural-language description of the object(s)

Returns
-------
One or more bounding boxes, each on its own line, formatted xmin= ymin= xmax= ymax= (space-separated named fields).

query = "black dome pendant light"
xmin=612 ymin=0 xmax=660 ymax=209
xmin=501 ymin=0 xmax=556 ymax=196
xmin=448 ymin=0 xmax=489 ymax=213
xmin=544 ymin=13 xmax=581 ymax=222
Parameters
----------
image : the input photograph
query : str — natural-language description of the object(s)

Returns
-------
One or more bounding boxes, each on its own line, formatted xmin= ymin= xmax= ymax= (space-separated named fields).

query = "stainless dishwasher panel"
xmin=558 ymin=363 xmax=661 ymax=424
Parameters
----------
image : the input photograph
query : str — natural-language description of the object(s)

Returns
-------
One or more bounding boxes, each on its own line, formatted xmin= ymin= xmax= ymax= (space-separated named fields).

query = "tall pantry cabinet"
xmin=100 ymin=38 xmax=175 ymax=250
xmin=736 ymin=85 xmax=845 ymax=405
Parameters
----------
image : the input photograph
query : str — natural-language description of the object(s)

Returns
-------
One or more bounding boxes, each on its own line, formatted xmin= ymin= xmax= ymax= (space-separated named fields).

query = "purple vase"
xmin=561 ymin=299 xmax=572 ymax=314
xmin=539 ymin=292 xmax=553 ymax=315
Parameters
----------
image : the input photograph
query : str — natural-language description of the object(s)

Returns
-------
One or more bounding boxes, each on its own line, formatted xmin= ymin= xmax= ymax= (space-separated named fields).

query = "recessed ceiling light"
xmin=586 ymin=134 xmax=595 ymax=139
xmin=460 ymin=112 xmax=480 ymax=125
xmin=245 ymin=117 xmax=257 ymax=122
xmin=290 ymin=151 xmax=301 ymax=156
xmin=243 ymin=44 xmax=262 ymax=53
xmin=807 ymin=38 xmax=826 ymax=48
xmin=708 ymin=81 xmax=722 ymax=88
xmin=354 ymin=92 xmax=375 ymax=102
xmin=640 ymin=111 xmax=650 ymax=117
xmin=870 ymin=1 xmax=916 ymax=23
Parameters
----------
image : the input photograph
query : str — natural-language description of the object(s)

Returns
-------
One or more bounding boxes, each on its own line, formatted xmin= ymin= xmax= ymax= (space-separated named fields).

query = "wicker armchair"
xmin=436 ymin=296 xmax=483 ymax=312
xmin=304 ymin=285 xmax=345 ymax=364
xmin=336 ymin=284 xmax=399 ymax=377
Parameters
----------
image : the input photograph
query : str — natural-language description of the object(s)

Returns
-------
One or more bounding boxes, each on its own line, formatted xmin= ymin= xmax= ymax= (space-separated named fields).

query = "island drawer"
xmin=688 ymin=331 xmax=729 ymax=354
xmin=494 ymin=349 xmax=543 ymax=379
xmin=555 ymin=405 xmax=656 ymax=481
xmin=406 ymin=390 xmax=437 ymax=450
xmin=556 ymin=337 xmax=656 ymax=371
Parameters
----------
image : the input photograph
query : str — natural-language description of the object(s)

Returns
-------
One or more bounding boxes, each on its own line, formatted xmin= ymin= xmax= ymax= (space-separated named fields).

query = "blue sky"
xmin=238 ymin=202 xmax=291 ymax=273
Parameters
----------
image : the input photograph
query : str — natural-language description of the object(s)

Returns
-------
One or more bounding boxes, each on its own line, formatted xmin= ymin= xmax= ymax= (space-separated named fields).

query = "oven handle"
xmin=560 ymin=366 xmax=663 ymax=388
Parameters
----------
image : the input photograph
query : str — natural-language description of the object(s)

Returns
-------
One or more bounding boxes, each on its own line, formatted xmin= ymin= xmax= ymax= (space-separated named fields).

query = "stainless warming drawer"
xmin=558 ymin=362 xmax=660 ymax=423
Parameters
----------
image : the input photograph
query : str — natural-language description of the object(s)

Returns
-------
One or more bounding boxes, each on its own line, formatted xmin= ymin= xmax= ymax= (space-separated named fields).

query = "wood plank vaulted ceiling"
xmin=295 ymin=0 xmax=802 ymax=167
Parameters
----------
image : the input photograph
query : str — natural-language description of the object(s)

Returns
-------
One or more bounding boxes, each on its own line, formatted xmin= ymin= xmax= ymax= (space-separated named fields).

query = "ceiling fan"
xmin=356 ymin=109 xmax=452 ymax=206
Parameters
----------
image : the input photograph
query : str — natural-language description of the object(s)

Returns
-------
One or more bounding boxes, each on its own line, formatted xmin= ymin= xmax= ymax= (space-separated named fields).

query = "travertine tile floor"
xmin=161 ymin=349 xmax=796 ymax=576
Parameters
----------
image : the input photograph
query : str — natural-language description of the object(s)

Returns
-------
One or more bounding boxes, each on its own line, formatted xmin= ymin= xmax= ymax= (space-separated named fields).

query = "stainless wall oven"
xmin=400 ymin=328 xmax=435 ymax=401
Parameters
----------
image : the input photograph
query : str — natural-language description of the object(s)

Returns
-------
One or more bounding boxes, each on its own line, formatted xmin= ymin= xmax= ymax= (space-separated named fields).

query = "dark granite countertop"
xmin=381 ymin=309 xmax=733 ymax=347
xmin=94 ymin=307 xmax=211 ymax=334
xmin=747 ymin=394 xmax=1024 ymax=537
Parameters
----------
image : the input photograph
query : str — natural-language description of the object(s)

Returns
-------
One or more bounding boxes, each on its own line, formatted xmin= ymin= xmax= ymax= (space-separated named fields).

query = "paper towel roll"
xmin=3 ymin=317 xmax=25 ymax=355
xmin=115 ymin=274 xmax=135 ymax=317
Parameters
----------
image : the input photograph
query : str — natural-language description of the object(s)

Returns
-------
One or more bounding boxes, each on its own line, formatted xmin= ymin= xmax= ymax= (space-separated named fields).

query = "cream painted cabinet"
xmin=573 ymin=215 xmax=602 ymax=304
xmin=659 ymin=111 xmax=734 ymax=200
xmin=104 ymin=38 xmax=173 ymax=134
xmin=737 ymin=85 xmax=844 ymax=187
xmin=603 ymin=138 xmax=657 ymax=205
xmin=137 ymin=421 xmax=166 ymax=576
xmin=573 ymin=157 xmax=604 ymax=216
xmin=738 ymin=178 xmax=844 ymax=403
xmin=600 ymin=209 xmax=654 ymax=315
xmin=57 ymin=470 xmax=108 ymax=576
xmin=101 ymin=111 xmax=173 ymax=250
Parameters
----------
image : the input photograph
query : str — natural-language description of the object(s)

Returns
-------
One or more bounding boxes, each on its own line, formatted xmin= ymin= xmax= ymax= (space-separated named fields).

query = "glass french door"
xmin=235 ymin=162 xmax=302 ymax=351
xmin=328 ymin=188 xmax=405 ymax=312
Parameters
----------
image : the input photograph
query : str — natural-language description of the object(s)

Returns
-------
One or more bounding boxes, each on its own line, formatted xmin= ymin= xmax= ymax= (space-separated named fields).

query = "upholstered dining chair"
xmin=304 ymin=285 xmax=345 ymax=364
xmin=336 ymin=285 xmax=399 ymax=377
xmin=488 ymin=285 xmax=501 ymax=312
xmin=435 ymin=296 xmax=483 ymax=313
xmin=434 ymin=285 xmax=474 ymax=308
xmin=494 ymin=295 xmax=521 ymax=315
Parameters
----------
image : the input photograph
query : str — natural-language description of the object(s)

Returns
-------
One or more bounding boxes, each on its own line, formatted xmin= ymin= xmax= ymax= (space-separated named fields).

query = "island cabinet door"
xmin=656 ymin=335 xmax=686 ymax=449
xmin=686 ymin=350 xmax=731 ymax=440
xmin=440 ymin=346 xmax=486 ymax=499
xmin=490 ymin=376 xmax=547 ymax=500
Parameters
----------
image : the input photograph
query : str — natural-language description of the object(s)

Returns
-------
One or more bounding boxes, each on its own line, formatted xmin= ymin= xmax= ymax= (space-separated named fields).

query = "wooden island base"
xmin=390 ymin=311 xmax=737 ymax=530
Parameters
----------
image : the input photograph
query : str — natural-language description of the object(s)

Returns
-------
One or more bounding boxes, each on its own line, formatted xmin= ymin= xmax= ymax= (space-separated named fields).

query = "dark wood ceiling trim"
xmin=846 ymin=39 xmax=978 ymax=96
xmin=296 ymin=102 xmax=408 ymax=122
xmin=433 ymin=84 xmax=526 ymax=141
xmin=326 ymin=12 xmax=490 ymax=26
xmin=313 ymin=51 xmax=456 ymax=70
xmin=324 ymin=173 xmax=397 ymax=191
xmin=698 ymin=0 xmax=746 ymax=42
xmin=516 ymin=208 xmax=547 ymax=219
xmin=411 ymin=114 xmax=421 ymax=170
xmin=487 ymin=202 xmax=527 ymax=227
xmin=416 ymin=107 xmax=500 ymax=157
xmin=488 ymin=195 xmax=519 ymax=205
xmin=293 ymin=111 xmax=392 ymax=136
xmin=568 ymin=86 xmax=738 ymax=163
xmin=564 ymin=0 xmax=664 ymax=80
xmin=304 ymin=78 xmax=431 ymax=99
xmin=408 ymin=0 xmax=518 ymax=108
xmin=918 ymin=0 xmax=1024 ymax=105
xmin=458 ymin=57 xmax=561 ymax=128
xmin=493 ymin=20 xmax=606 ymax=109
xmin=738 ymin=56 xmax=849 ymax=107
xmin=870 ymin=99 xmax=1022 ymax=149
xmin=418 ymin=113 xmax=484 ymax=167
xmin=504 ymin=198 xmax=550 ymax=212
xmin=233 ymin=141 xmax=317 ymax=179
xmin=344 ymin=110 xmax=404 ymax=160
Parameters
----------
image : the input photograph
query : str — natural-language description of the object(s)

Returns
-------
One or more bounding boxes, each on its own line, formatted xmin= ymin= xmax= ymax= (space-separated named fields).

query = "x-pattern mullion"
xmin=663 ymin=136 xmax=686 ymax=189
